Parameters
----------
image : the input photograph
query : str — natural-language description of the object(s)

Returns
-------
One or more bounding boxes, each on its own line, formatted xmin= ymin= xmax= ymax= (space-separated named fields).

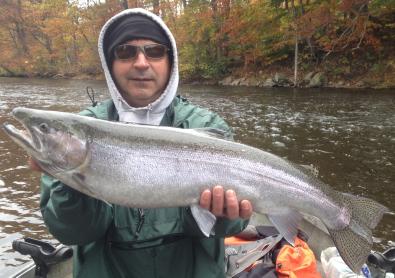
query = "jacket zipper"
xmin=135 ymin=208 xmax=145 ymax=239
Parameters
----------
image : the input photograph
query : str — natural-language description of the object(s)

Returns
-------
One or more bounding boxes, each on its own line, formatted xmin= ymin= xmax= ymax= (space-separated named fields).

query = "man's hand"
xmin=28 ymin=157 xmax=43 ymax=172
xmin=199 ymin=185 xmax=252 ymax=220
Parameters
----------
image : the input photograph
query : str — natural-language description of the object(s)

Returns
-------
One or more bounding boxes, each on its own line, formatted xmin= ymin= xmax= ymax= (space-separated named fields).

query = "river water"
xmin=0 ymin=77 xmax=394 ymax=270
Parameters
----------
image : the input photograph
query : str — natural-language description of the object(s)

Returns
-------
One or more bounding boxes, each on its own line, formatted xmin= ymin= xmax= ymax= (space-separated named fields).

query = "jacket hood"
xmin=98 ymin=8 xmax=179 ymax=125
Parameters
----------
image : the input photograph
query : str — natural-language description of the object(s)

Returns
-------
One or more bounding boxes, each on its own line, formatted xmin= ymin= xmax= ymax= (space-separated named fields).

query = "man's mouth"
xmin=132 ymin=78 xmax=152 ymax=81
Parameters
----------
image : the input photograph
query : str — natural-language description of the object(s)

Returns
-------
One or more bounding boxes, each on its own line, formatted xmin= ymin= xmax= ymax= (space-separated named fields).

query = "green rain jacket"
xmin=40 ymin=96 xmax=248 ymax=278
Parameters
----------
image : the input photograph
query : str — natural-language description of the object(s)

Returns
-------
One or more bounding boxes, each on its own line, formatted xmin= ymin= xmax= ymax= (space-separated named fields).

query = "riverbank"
xmin=1 ymin=56 xmax=394 ymax=89
xmin=217 ymin=68 xmax=395 ymax=89
xmin=187 ymin=55 xmax=395 ymax=89
xmin=2 ymin=70 xmax=394 ymax=89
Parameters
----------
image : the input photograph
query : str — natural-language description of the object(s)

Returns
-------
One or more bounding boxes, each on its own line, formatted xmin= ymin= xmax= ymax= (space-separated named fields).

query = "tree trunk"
xmin=14 ymin=0 xmax=29 ymax=56
xmin=121 ymin=0 xmax=128 ymax=9
xmin=129 ymin=0 xmax=139 ymax=8
xmin=152 ymin=0 xmax=160 ymax=14
xmin=298 ymin=0 xmax=304 ymax=14
xmin=294 ymin=33 xmax=298 ymax=87
xmin=210 ymin=0 xmax=222 ymax=62
xmin=292 ymin=4 xmax=298 ymax=87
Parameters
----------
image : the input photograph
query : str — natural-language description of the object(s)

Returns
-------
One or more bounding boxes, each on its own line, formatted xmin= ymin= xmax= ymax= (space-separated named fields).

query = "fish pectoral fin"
xmin=190 ymin=204 xmax=217 ymax=237
xmin=190 ymin=128 xmax=233 ymax=141
xmin=38 ymin=161 xmax=63 ymax=174
xmin=268 ymin=209 xmax=303 ymax=245
xmin=71 ymin=172 xmax=95 ymax=196
xmin=71 ymin=172 xmax=112 ymax=207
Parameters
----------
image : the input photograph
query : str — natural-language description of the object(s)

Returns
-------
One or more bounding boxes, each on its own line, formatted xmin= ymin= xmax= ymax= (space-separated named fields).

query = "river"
xmin=0 ymin=77 xmax=394 ymax=270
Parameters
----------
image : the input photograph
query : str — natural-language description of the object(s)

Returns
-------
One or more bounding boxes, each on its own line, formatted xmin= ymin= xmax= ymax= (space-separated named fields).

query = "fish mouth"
xmin=2 ymin=122 xmax=42 ymax=156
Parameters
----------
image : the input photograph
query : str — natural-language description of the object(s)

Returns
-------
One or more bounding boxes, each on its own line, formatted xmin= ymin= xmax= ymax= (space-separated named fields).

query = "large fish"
xmin=2 ymin=107 xmax=389 ymax=273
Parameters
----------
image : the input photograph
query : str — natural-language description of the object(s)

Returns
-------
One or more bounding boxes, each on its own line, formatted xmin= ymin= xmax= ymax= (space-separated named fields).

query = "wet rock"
xmin=308 ymin=72 xmax=326 ymax=87
xmin=230 ymin=78 xmax=244 ymax=86
xmin=273 ymin=73 xmax=292 ymax=87
xmin=245 ymin=77 xmax=261 ymax=87
xmin=219 ymin=76 xmax=233 ymax=86
xmin=239 ymin=77 xmax=250 ymax=86
xmin=332 ymin=81 xmax=345 ymax=88
xmin=304 ymin=71 xmax=315 ymax=82
xmin=354 ymin=81 xmax=365 ymax=88
xmin=261 ymin=78 xmax=276 ymax=87
xmin=301 ymin=71 xmax=315 ymax=86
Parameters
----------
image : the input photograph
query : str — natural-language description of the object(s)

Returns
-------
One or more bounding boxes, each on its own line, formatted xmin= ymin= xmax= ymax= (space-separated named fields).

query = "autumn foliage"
xmin=0 ymin=0 xmax=394 ymax=81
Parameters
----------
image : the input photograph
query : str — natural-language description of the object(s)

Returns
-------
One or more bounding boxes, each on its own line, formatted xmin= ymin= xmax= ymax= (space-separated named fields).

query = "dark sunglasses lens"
xmin=145 ymin=45 xmax=167 ymax=59
xmin=115 ymin=45 xmax=138 ymax=60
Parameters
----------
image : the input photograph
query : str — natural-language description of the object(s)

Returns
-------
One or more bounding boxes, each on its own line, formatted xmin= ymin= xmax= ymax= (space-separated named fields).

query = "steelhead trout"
xmin=2 ymin=107 xmax=389 ymax=273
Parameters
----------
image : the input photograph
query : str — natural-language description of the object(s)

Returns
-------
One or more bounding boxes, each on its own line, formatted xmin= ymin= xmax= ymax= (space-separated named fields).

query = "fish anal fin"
xmin=268 ymin=209 xmax=303 ymax=245
xmin=190 ymin=204 xmax=217 ymax=237
xmin=328 ymin=226 xmax=372 ymax=273
xmin=329 ymin=193 xmax=389 ymax=273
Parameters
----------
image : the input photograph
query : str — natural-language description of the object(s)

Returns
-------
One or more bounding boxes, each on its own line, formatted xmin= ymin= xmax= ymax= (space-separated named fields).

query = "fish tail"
xmin=328 ymin=193 xmax=389 ymax=273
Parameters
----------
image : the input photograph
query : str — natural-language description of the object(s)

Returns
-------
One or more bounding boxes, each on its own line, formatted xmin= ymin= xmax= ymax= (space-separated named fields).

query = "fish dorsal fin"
xmin=299 ymin=164 xmax=319 ymax=178
xmin=191 ymin=128 xmax=233 ymax=141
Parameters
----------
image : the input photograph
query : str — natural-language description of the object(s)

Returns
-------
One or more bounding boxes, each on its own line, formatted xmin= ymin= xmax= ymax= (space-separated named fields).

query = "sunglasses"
xmin=114 ymin=44 xmax=169 ymax=60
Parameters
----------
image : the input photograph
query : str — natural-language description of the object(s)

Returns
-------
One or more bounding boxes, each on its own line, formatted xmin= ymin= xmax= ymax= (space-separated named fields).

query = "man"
xmin=31 ymin=8 xmax=253 ymax=278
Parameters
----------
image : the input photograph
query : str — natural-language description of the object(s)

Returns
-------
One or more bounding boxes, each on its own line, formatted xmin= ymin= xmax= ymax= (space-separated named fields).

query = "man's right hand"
xmin=28 ymin=157 xmax=43 ymax=172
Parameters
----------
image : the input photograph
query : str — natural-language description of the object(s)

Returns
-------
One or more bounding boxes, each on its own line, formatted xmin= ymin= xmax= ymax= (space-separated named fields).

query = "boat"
xmin=0 ymin=214 xmax=391 ymax=278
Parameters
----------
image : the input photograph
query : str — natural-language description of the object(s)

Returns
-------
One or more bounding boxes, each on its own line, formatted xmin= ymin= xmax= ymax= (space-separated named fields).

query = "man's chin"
xmin=122 ymin=91 xmax=161 ymax=108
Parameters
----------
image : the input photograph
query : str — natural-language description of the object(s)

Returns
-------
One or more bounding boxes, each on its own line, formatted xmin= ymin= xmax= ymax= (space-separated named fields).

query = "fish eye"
xmin=39 ymin=123 xmax=49 ymax=133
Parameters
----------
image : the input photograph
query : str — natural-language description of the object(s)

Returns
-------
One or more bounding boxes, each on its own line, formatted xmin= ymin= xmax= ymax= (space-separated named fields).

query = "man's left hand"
xmin=199 ymin=185 xmax=253 ymax=220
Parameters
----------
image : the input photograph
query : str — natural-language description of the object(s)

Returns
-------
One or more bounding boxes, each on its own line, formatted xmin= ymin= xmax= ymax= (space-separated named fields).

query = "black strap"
xmin=234 ymin=256 xmax=277 ymax=278
xmin=86 ymin=86 xmax=98 ymax=107
xmin=109 ymin=234 xmax=186 ymax=251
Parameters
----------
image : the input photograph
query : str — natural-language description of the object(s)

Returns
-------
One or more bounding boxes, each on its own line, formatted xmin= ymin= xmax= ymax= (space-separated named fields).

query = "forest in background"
xmin=0 ymin=0 xmax=394 ymax=88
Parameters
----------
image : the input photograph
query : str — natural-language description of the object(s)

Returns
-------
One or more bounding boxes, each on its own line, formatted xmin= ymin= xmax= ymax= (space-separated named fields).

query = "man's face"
xmin=112 ymin=39 xmax=171 ymax=108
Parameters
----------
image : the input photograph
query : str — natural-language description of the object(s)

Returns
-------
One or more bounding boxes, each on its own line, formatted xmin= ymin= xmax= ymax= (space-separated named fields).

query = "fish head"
xmin=2 ymin=107 xmax=89 ymax=173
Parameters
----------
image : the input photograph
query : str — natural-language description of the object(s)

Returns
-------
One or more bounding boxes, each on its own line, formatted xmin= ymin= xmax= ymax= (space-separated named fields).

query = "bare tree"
xmin=121 ymin=0 xmax=128 ymax=9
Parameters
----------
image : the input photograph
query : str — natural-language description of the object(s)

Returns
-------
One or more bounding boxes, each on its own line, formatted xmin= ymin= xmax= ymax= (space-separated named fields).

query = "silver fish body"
xmin=2 ymin=107 xmax=389 ymax=273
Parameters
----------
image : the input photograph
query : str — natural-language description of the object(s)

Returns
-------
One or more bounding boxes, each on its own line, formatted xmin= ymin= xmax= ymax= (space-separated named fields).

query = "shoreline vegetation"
xmin=0 ymin=1 xmax=394 ymax=89
xmin=2 ymin=63 xmax=394 ymax=89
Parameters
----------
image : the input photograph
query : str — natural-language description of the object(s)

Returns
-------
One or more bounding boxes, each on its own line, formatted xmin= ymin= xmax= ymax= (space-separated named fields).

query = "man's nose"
xmin=133 ymin=51 xmax=149 ymax=69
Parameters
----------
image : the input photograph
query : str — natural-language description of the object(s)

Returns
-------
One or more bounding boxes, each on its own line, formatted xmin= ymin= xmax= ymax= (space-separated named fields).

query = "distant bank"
xmin=1 ymin=60 xmax=394 ymax=89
